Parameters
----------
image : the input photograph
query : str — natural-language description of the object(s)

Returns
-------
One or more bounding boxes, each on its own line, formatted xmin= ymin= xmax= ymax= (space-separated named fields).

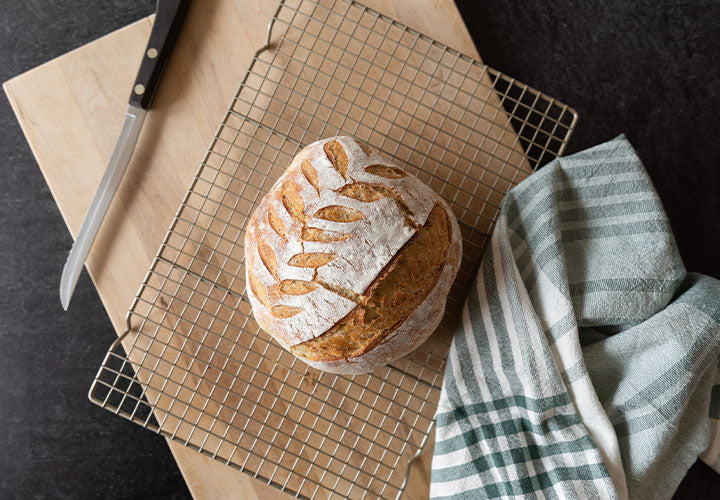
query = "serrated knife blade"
xmin=60 ymin=105 xmax=146 ymax=310
xmin=59 ymin=0 xmax=191 ymax=309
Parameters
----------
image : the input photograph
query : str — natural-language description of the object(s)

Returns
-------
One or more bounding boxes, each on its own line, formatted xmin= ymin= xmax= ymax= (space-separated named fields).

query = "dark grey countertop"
xmin=1 ymin=0 xmax=718 ymax=498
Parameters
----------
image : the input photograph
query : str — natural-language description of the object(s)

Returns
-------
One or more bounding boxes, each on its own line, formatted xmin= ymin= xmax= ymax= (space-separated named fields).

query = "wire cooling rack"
xmin=90 ymin=0 xmax=577 ymax=498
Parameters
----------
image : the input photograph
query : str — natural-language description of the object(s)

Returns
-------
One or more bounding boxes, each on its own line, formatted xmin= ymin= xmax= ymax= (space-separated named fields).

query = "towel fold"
xmin=431 ymin=136 xmax=720 ymax=499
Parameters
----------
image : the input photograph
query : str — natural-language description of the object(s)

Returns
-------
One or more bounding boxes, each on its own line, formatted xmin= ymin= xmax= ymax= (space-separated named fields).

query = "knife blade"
xmin=60 ymin=0 xmax=191 ymax=310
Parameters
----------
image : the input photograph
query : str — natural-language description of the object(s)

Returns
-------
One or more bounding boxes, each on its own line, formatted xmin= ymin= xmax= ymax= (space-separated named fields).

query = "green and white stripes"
xmin=431 ymin=136 xmax=720 ymax=499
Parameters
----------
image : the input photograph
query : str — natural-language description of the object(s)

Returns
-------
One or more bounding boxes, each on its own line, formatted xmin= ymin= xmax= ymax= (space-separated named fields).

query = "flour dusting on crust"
xmin=246 ymin=137 xmax=439 ymax=346
xmin=245 ymin=137 xmax=462 ymax=373
xmin=300 ymin=197 xmax=462 ymax=373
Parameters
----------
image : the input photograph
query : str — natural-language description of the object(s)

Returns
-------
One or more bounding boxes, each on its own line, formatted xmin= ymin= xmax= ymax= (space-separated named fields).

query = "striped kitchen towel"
xmin=431 ymin=135 xmax=720 ymax=499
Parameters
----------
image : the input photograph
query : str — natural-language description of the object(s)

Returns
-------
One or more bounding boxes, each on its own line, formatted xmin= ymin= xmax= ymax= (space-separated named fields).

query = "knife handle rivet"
xmin=134 ymin=84 xmax=146 ymax=95
xmin=147 ymin=48 xmax=158 ymax=59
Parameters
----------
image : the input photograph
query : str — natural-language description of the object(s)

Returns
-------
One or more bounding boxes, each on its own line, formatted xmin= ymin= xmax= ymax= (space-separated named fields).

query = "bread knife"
xmin=60 ymin=0 xmax=191 ymax=310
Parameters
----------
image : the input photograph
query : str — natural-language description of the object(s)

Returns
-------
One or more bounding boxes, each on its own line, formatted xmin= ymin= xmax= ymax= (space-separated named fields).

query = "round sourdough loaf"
xmin=244 ymin=136 xmax=462 ymax=374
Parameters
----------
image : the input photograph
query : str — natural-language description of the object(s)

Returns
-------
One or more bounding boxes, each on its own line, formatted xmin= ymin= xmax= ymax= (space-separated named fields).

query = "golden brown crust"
xmin=324 ymin=139 xmax=350 ymax=180
xmin=289 ymin=203 xmax=450 ymax=362
xmin=312 ymin=205 xmax=365 ymax=222
xmin=364 ymin=164 xmax=408 ymax=179
xmin=267 ymin=206 xmax=287 ymax=240
xmin=356 ymin=140 xmax=374 ymax=156
xmin=244 ymin=136 xmax=463 ymax=372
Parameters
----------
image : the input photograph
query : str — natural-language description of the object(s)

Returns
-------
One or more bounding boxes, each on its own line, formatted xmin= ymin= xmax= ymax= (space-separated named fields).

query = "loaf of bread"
xmin=244 ymin=136 xmax=462 ymax=374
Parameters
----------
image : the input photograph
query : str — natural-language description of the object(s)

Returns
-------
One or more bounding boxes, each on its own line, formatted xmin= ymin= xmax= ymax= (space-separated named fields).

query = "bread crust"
xmin=245 ymin=136 xmax=462 ymax=373
xmin=299 ymin=197 xmax=462 ymax=374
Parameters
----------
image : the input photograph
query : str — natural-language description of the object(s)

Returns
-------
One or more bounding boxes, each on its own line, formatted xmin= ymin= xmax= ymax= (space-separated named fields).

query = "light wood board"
xmin=5 ymin=0 xmax=505 ymax=498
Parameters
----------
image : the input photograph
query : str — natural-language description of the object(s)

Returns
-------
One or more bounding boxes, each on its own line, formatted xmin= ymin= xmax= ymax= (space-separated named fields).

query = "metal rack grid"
xmin=89 ymin=0 xmax=577 ymax=498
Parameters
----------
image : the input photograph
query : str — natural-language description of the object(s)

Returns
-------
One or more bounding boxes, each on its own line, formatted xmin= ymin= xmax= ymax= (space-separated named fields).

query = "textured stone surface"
xmin=456 ymin=0 xmax=720 ymax=279
xmin=1 ymin=0 xmax=718 ymax=498
xmin=0 ymin=1 xmax=189 ymax=498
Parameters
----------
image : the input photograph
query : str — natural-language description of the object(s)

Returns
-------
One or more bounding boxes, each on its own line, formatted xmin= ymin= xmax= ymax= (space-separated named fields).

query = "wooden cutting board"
xmin=4 ymin=1 xmax=488 ymax=498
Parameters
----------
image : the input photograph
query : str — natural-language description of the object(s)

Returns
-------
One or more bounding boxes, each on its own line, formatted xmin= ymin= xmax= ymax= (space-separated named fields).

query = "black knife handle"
xmin=130 ymin=0 xmax=191 ymax=109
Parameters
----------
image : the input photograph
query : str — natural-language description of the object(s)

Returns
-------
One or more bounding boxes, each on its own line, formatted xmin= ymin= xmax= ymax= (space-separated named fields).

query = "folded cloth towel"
xmin=431 ymin=135 xmax=720 ymax=499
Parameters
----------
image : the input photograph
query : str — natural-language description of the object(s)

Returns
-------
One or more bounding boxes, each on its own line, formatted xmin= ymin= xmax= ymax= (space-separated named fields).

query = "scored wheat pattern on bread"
xmin=244 ymin=136 xmax=459 ymax=369
xmin=248 ymin=138 xmax=408 ymax=318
